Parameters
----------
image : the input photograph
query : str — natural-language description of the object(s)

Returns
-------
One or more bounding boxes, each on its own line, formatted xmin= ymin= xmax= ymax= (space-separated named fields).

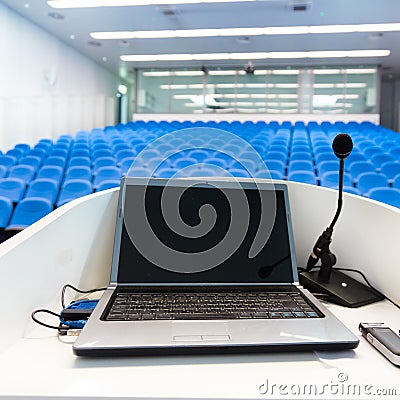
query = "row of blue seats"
xmin=0 ymin=120 xmax=399 ymax=238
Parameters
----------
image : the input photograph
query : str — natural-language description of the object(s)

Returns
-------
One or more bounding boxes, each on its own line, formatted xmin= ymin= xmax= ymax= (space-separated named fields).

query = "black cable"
xmin=333 ymin=267 xmax=400 ymax=310
xmin=61 ymin=284 xmax=107 ymax=308
xmin=31 ymin=309 xmax=66 ymax=331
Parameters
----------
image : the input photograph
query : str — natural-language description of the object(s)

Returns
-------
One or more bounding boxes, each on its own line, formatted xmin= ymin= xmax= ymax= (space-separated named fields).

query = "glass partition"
xmin=136 ymin=66 xmax=377 ymax=115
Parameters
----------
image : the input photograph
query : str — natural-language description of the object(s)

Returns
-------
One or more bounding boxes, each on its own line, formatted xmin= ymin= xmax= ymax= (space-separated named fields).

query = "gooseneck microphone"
xmin=300 ymin=133 xmax=383 ymax=307
xmin=306 ymin=134 xmax=353 ymax=277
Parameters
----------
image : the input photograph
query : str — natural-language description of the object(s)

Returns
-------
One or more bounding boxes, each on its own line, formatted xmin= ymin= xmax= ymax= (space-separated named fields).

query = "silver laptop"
xmin=73 ymin=177 xmax=359 ymax=356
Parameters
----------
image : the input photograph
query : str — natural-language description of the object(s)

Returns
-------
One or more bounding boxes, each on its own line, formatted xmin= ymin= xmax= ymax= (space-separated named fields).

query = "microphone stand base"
xmin=299 ymin=269 xmax=384 ymax=308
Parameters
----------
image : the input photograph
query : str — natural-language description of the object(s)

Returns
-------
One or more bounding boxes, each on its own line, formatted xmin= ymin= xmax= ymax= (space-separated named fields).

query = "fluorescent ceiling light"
xmin=121 ymin=50 xmax=390 ymax=62
xmin=143 ymin=70 xmax=205 ymax=76
xmin=314 ymin=68 xmax=376 ymax=74
xmin=314 ymin=83 xmax=366 ymax=88
xmin=93 ymin=22 xmax=400 ymax=40
xmin=144 ymin=68 xmax=375 ymax=76
xmin=48 ymin=0 xmax=254 ymax=8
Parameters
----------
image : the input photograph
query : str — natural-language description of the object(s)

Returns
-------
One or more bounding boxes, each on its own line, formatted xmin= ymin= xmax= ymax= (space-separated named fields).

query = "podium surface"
xmin=0 ymin=181 xmax=399 ymax=399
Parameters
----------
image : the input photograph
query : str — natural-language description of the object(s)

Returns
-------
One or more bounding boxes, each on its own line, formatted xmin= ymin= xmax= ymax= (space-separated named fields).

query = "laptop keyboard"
xmin=105 ymin=290 xmax=322 ymax=321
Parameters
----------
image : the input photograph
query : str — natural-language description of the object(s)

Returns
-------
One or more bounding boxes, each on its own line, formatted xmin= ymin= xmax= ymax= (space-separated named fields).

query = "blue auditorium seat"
xmin=125 ymin=167 xmax=152 ymax=177
xmin=18 ymin=156 xmax=41 ymax=171
xmin=14 ymin=143 xmax=31 ymax=155
xmin=368 ymin=188 xmax=400 ymax=208
xmin=68 ymin=156 xmax=90 ymax=169
xmin=287 ymin=171 xmax=318 ymax=185
xmin=393 ymin=174 xmax=400 ymax=189
xmin=25 ymin=179 xmax=59 ymax=203
xmin=56 ymin=179 xmax=93 ymax=207
xmin=116 ymin=149 xmax=135 ymax=163
xmin=202 ymin=158 xmax=229 ymax=169
xmin=288 ymin=160 xmax=314 ymax=174
xmin=7 ymin=165 xmax=36 ymax=185
xmin=173 ymin=157 xmax=198 ymax=169
xmin=381 ymin=162 xmax=400 ymax=181
xmin=187 ymin=150 xmax=212 ymax=162
xmin=64 ymin=166 xmax=92 ymax=183
xmin=70 ymin=149 xmax=90 ymax=158
xmin=320 ymin=171 xmax=353 ymax=188
xmin=348 ymin=161 xmax=375 ymax=182
xmin=43 ymin=156 xmax=66 ymax=170
xmin=0 ymin=197 xmax=13 ymax=229
xmin=370 ymin=153 xmax=395 ymax=169
xmin=36 ymin=166 xmax=64 ymax=187
xmin=50 ymin=149 xmax=69 ymax=159
xmin=314 ymin=152 xmax=338 ymax=165
xmin=254 ymin=169 xmax=284 ymax=180
xmin=363 ymin=146 xmax=382 ymax=158
xmin=290 ymin=152 xmax=313 ymax=162
xmin=0 ymin=155 xmax=17 ymax=169
xmin=6 ymin=198 xmax=53 ymax=230
xmin=357 ymin=172 xmax=389 ymax=195
xmin=92 ymin=149 xmax=114 ymax=159
xmin=96 ymin=180 xmax=121 ymax=191
xmin=0 ymin=178 xmax=26 ymax=202
xmin=93 ymin=167 xmax=121 ymax=189
xmin=317 ymin=160 xmax=338 ymax=177
xmin=265 ymin=151 xmax=287 ymax=165
xmin=93 ymin=157 xmax=117 ymax=171
xmin=29 ymin=148 xmax=47 ymax=160
xmin=154 ymin=168 xmax=178 ymax=178
xmin=6 ymin=148 xmax=24 ymax=160
xmin=119 ymin=157 xmax=135 ymax=175
xmin=264 ymin=160 xmax=286 ymax=176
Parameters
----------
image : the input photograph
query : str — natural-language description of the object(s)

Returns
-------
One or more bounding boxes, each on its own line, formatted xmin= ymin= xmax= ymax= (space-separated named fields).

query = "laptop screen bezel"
xmin=110 ymin=177 xmax=299 ymax=286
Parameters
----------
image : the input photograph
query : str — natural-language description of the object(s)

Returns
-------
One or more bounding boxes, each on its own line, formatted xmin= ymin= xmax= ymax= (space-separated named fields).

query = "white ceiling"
xmin=2 ymin=0 xmax=400 ymax=81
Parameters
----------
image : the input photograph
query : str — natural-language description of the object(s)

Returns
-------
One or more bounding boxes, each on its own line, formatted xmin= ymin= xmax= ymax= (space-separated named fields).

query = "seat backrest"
xmin=56 ymin=179 xmax=93 ymax=207
xmin=0 ymin=178 xmax=26 ymax=202
xmin=7 ymin=198 xmax=53 ymax=229
xmin=25 ymin=179 xmax=59 ymax=203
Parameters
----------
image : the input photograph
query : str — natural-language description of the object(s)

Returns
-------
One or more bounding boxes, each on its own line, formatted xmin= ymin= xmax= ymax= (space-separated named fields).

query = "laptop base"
xmin=73 ymin=340 xmax=358 ymax=357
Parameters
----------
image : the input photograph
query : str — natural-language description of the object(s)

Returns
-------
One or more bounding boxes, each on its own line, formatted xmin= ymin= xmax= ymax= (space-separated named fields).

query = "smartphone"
xmin=359 ymin=323 xmax=400 ymax=367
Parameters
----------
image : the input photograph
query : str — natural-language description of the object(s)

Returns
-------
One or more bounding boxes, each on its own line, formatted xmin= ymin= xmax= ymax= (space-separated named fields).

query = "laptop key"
xmin=254 ymin=311 xmax=269 ymax=318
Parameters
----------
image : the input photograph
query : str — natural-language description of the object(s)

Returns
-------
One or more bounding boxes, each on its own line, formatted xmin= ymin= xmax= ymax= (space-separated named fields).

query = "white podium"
xmin=0 ymin=181 xmax=398 ymax=400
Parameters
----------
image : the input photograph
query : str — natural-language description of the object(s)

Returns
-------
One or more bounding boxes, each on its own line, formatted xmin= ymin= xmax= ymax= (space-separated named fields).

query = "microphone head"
xmin=332 ymin=133 xmax=353 ymax=159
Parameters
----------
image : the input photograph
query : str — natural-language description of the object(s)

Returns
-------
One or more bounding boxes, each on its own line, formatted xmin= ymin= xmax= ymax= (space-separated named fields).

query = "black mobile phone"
xmin=359 ymin=323 xmax=400 ymax=367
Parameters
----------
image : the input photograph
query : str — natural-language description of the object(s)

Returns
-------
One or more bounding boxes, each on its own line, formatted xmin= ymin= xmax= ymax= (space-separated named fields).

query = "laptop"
xmin=73 ymin=177 xmax=359 ymax=356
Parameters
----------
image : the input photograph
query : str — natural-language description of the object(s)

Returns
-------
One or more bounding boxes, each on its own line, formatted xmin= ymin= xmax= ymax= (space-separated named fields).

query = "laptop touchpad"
xmin=172 ymin=322 xmax=231 ymax=341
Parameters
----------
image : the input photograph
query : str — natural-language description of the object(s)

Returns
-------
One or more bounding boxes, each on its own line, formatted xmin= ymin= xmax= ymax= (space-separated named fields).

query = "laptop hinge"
xmin=109 ymin=282 xmax=118 ymax=288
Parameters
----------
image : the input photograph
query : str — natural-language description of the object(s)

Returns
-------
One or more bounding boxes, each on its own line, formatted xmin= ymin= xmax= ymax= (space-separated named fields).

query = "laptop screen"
xmin=114 ymin=179 xmax=296 ymax=284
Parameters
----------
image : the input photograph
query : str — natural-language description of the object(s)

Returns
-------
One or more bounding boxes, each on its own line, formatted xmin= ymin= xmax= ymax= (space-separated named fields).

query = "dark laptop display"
xmin=117 ymin=184 xmax=294 ymax=284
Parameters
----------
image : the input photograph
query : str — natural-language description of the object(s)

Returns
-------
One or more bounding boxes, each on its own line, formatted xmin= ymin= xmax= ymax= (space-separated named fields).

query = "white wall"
xmin=0 ymin=4 xmax=119 ymax=151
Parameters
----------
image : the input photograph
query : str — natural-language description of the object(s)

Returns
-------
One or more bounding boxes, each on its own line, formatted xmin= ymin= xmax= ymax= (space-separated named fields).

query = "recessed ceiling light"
xmin=48 ymin=11 xmax=65 ymax=20
xmin=24 ymin=3 xmax=30 ymax=8
xmin=91 ymin=22 xmax=400 ymax=40
xmin=121 ymin=49 xmax=390 ymax=62
xmin=48 ymin=0 xmax=255 ymax=8
xmin=70 ymin=34 xmax=76 ymax=40
xmin=102 ymin=56 xmax=108 ymax=62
